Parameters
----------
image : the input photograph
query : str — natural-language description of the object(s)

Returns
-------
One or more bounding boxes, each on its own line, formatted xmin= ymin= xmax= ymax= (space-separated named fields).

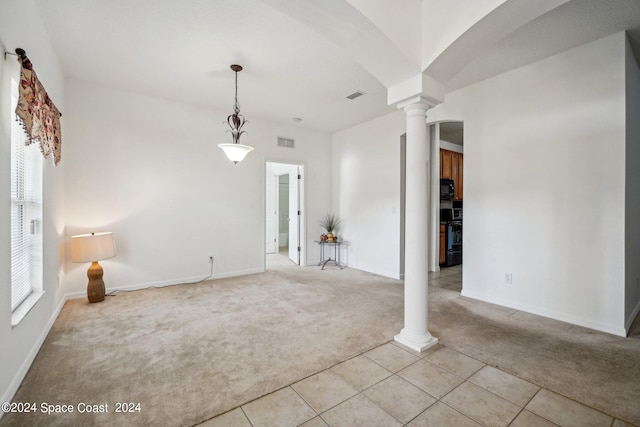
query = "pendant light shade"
xmin=218 ymin=143 xmax=254 ymax=163
xmin=218 ymin=64 xmax=253 ymax=164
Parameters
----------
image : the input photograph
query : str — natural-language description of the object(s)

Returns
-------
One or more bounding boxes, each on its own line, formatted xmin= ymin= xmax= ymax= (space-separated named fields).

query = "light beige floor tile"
xmin=428 ymin=271 xmax=446 ymax=279
xmin=468 ymin=365 xmax=539 ymax=407
xmin=444 ymin=283 xmax=462 ymax=292
xmin=398 ymin=359 xmax=464 ymax=398
xmin=292 ymin=370 xmax=358 ymax=413
xmin=320 ymin=394 xmax=402 ymax=427
xmin=407 ymin=402 xmax=481 ymax=427
xmin=391 ymin=340 xmax=442 ymax=358
xmin=363 ymin=375 xmax=436 ymax=424
xmin=442 ymin=381 xmax=521 ymax=427
xmin=423 ymin=347 xmax=484 ymax=378
xmin=196 ymin=408 xmax=252 ymax=426
xmin=430 ymin=267 xmax=460 ymax=279
xmin=431 ymin=276 xmax=462 ymax=287
xmin=242 ymin=387 xmax=316 ymax=427
xmin=300 ymin=416 xmax=330 ymax=427
xmin=526 ymin=389 xmax=614 ymax=427
xmin=428 ymin=279 xmax=450 ymax=288
xmin=364 ymin=342 xmax=420 ymax=372
xmin=510 ymin=410 xmax=560 ymax=427
xmin=331 ymin=355 xmax=392 ymax=390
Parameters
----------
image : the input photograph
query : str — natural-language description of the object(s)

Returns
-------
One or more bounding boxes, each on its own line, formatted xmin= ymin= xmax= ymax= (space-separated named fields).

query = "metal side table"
xmin=315 ymin=240 xmax=347 ymax=270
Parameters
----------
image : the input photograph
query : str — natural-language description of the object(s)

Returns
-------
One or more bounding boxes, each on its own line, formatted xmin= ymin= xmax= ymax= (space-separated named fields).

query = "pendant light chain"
xmin=234 ymin=68 xmax=240 ymax=115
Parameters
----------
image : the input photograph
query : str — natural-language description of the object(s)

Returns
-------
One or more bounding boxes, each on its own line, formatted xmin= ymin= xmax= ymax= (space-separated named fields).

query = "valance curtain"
xmin=15 ymin=55 xmax=62 ymax=165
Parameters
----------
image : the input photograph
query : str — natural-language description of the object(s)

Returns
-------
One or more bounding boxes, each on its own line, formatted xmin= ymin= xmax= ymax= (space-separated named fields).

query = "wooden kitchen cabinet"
xmin=440 ymin=148 xmax=463 ymax=200
xmin=439 ymin=224 xmax=446 ymax=265
xmin=451 ymin=153 xmax=458 ymax=185
xmin=441 ymin=150 xmax=453 ymax=179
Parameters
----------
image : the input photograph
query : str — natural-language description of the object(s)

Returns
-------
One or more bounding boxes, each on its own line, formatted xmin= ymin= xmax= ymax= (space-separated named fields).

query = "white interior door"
xmin=288 ymin=167 xmax=300 ymax=264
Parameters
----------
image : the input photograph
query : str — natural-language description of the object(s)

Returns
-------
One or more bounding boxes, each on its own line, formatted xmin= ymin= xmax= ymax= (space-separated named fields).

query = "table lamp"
xmin=70 ymin=232 xmax=116 ymax=303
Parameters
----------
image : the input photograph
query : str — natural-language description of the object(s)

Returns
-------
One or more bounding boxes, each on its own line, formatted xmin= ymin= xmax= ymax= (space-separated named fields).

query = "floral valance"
xmin=15 ymin=52 xmax=62 ymax=165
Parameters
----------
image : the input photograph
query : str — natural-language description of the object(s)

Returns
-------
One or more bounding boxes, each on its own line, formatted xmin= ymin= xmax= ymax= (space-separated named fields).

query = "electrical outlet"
xmin=505 ymin=273 xmax=513 ymax=284
xmin=209 ymin=256 xmax=214 ymax=264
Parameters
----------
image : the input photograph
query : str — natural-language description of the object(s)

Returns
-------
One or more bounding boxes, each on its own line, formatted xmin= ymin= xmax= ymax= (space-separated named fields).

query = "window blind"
xmin=10 ymin=79 xmax=43 ymax=312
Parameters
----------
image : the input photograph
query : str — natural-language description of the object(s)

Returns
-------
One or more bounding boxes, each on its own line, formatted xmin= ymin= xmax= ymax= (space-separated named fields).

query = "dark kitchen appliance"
xmin=445 ymin=221 xmax=462 ymax=266
xmin=440 ymin=179 xmax=454 ymax=201
xmin=452 ymin=200 xmax=463 ymax=220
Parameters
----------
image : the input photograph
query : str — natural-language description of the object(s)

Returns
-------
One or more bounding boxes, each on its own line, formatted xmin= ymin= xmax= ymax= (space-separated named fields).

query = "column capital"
xmin=400 ymin=97 xmax=432 ymax=114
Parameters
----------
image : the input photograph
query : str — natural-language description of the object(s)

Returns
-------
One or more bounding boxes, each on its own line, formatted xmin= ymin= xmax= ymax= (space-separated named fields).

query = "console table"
xmin=315 ymin=240 xmax=347 ymax=270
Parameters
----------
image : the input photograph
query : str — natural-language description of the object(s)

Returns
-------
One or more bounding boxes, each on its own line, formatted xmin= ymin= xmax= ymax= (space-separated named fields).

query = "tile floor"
xmin=198 ymin=267 xmax=637 ymax=427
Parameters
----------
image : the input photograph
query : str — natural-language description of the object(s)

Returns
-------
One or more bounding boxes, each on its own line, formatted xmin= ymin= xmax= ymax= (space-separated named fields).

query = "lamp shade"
xmin=70 ymin=232 xmax=116 ymax=263
xmin=218 ymin=143 xmax=254 ymax=163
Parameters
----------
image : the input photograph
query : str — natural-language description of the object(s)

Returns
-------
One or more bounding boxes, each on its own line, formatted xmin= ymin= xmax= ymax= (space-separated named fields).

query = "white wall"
xmin=62 ymin=79 xmax=331 ymax=294
xmin=625 ymin=35 xmax=640 ymax=331
xmin=0 ymin=0 xmax=67 ymax=409
xmin=429 ymin=32 xmax=628 ymax=335
xmin=332 ymin=110 xmax=405 ymax=278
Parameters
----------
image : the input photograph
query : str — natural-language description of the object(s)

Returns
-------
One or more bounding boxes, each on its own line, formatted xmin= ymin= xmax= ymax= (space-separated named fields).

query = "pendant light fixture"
xmin=218 ymin=64 xmax=254 ymax=164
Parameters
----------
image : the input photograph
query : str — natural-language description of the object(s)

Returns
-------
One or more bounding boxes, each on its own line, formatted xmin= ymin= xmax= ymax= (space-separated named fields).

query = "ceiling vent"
xmin=346 ymin=91 xmax=365 ymax=100
xmin=277 ymin=137 xmax=295 ymax=148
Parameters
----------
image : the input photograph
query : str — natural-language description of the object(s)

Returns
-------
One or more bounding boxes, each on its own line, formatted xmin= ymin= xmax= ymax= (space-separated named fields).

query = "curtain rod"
xmin=3 ymin=47 xmax=27 ymax=61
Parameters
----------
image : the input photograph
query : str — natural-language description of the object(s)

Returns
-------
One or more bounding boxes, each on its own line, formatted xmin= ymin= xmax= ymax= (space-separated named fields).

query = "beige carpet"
xmin=3 ymin=258 xmax=640 ymax=426
xmin=1 ymin=261 xmax=404 ymax=427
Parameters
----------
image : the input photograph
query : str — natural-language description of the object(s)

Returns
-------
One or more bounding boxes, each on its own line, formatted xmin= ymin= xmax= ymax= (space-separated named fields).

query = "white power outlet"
xmin=505 ymin=273 xmax=513 ymax=284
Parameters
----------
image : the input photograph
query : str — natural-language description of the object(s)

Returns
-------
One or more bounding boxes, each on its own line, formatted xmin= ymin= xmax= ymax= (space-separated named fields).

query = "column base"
xmin=394 ymin=330 xmax=439 ymax=353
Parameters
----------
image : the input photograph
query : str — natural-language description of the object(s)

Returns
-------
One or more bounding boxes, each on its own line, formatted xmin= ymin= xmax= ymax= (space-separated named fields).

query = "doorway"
xmin=399 ymin=121 xmax=464 ymax=279
xmin=265 ymin=162 xmax=305 ymax=266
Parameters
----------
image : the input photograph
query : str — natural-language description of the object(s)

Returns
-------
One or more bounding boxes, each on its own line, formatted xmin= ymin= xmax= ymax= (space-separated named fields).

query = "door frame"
xmin=264 ymin=160 xmax=306 ymax=268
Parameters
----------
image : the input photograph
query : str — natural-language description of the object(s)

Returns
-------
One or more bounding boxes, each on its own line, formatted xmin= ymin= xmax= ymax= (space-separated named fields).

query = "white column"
xmin=394 ymin=101 xmax=438 ymax=352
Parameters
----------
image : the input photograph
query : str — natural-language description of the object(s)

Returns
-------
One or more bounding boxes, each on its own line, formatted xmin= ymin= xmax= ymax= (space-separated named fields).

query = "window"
xmin=10 ymin=78 xmax=43 ymax=316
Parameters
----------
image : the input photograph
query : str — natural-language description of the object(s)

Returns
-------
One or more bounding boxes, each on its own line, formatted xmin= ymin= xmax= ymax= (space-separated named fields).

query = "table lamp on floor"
xmin=70 ymin=232 xmax=116 ymax=303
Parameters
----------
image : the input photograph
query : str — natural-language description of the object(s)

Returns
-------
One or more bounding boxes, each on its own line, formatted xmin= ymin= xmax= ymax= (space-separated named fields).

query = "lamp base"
xmin=87 ymin=261 xmax=106 ymax=303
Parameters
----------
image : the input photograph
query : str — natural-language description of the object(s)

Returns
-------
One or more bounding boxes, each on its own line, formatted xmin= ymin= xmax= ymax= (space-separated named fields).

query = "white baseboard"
xmin=211 ymin=268 xmax=264 ymax=280
xmin=461 ymin=289 xmax=627 ymax=337
xmin=103 ymin=268 xmax=265 ymax=294
xmin=105 ymin=274 xmax=213 ymax=293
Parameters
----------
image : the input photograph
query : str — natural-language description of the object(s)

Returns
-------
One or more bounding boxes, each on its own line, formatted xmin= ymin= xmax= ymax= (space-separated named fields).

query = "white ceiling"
xmin=33 ymin=0 xmax=640 ymax=134
xmin=440 ymin=122 xmax=464 ymax=146
xmin=34 ymin=0 xmax=394 ymax=133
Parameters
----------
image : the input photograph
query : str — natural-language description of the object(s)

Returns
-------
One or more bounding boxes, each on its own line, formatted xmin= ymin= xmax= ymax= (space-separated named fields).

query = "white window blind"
xmin=10 ymin=78 xmax=43 ymax=312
